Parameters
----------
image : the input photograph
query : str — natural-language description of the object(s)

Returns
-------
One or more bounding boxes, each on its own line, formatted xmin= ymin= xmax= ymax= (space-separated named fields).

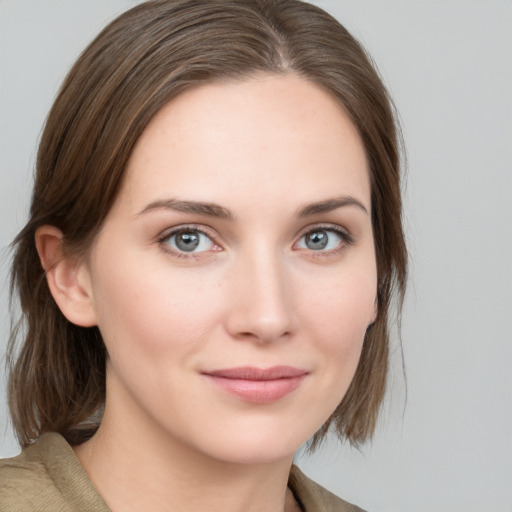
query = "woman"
xmin=1 ymin=1 xmax=407 ymax=511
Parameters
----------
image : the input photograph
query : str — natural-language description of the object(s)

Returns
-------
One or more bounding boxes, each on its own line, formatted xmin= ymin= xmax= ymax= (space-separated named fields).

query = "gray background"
xmin=1 ymin=1 xmax=511 ymax=511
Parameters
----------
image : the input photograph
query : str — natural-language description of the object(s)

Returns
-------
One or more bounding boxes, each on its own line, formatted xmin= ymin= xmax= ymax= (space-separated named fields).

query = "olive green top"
xmin=0 ymin=433 xmax=365 ymax=512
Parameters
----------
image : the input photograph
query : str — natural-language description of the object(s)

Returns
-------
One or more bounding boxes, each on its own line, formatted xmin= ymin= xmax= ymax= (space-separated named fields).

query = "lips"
xmin=202 ymin=366 xmax=307 ymax=404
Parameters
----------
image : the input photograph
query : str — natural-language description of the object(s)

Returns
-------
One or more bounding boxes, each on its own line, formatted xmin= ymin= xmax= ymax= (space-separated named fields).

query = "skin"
xmin=37 ymin=73 xmax=377 ymax=512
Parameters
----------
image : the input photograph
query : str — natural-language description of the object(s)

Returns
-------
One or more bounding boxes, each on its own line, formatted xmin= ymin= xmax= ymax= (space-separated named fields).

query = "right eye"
xmin=162 ymin=229 xmax=216 ymax=254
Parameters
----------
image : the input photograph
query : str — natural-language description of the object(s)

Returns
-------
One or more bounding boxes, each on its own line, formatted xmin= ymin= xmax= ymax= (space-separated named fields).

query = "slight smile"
xmin=202 ymin=366 xmax=308 ymax=404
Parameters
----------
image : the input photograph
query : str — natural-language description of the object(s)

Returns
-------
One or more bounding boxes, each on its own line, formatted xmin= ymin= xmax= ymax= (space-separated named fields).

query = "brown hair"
xmin=7 ymin=0 xmax=407 ymax=449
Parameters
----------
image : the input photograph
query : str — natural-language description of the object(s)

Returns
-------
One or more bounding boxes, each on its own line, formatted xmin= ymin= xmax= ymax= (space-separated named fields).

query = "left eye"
xmin=164 ymin=229 xmax=215 ymax=253
xmin=296 ymin=229 xmax=344 ymax=251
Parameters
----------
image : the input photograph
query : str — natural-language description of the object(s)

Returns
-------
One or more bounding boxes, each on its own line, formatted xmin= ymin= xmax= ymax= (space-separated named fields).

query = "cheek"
xmin=90 ymin=257 xmax=222 ymax=360
xmin=290 ymin=267 xmax=377 ymax=434
xmin=304 ymin=267 xmax=376 ymax=330
xmin=301 ymin=267 xmax=377 ymax=369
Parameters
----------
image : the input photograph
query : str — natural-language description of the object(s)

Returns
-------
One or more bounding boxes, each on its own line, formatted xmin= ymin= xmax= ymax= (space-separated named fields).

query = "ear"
xmin=367 ymin=296 xmax=378 ymax=330
xmin=372 ymin=297 xmax=378 ymax=323
xmin=35 ymin=225 xmax=98 ymax=327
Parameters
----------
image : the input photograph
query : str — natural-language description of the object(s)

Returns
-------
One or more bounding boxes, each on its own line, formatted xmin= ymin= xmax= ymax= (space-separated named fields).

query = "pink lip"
xmin=203 ymin=366 xmax=307 ymax=404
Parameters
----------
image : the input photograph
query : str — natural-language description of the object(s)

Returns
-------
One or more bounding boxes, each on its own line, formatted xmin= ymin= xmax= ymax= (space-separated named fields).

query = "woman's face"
xmin=80 ymin=74 xmax=377 ymax=464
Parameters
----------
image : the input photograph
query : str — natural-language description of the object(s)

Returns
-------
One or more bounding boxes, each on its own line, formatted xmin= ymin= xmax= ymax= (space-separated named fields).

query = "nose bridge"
xmin=226 ymin=240 xmax=295 ymax=343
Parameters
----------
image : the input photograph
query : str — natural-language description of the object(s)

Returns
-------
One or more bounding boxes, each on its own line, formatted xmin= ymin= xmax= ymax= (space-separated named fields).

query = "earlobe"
xmin=368 ymin=296 xmax=378 ymax=328
xmin=373 ymin=298 xmax=378 ymax=323
xmin=35 ymin=225 xmax=97 ymax=327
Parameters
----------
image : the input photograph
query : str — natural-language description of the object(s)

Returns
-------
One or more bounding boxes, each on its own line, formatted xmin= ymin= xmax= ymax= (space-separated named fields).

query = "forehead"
xmin=120 ymin=73 xmax=370 ymax=213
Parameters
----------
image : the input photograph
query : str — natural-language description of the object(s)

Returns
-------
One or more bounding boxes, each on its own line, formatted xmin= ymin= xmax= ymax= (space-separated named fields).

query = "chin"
xmin=177 ymin=415 xmax=319 ymax=466
xmin=202 ymin=438 xmax=299 ymax=466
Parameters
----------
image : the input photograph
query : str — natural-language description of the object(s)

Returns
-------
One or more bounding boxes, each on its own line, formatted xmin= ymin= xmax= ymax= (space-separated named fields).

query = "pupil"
xmin=176 ymin=231 xmax=200 ymax=251
xmin=306 ymin=230 xmax=328 ymax=250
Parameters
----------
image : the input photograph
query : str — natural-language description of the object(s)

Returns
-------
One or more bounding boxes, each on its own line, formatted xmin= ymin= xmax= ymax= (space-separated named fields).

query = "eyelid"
xmin=297 ymin=223 xmax=353 ymax=241
xmin=157 ymin=224 xmax=222 ymax=257
xmin=293 ymin=223 xmax=354 ymax=253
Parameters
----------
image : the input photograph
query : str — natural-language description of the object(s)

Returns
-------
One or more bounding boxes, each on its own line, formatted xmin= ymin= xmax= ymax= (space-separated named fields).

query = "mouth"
xmin=202 ymin=366 xmax=308 ymax=404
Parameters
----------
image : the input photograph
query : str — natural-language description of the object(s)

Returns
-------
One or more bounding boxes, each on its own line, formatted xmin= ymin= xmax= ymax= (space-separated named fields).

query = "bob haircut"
xmin=7 ymin=0 xmax=407 ymax=449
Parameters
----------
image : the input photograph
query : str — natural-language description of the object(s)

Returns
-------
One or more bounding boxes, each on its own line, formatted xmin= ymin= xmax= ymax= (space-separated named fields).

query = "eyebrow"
xmin=136 ymin=199 xmax=233 ymax=220
xmin=297 ymin=196 xmax=368 ymax=217
xmin=136 ymin=195 xmax=368 ymax=220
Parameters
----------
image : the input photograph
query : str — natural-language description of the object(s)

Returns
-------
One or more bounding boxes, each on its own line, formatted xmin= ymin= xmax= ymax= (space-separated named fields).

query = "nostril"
xmin=232 ymin=324 xmax=292 ymax=345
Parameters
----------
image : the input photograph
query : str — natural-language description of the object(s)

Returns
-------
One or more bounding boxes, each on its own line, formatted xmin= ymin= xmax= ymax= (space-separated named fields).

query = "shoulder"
xmin=0 ymin=433 xmax=110 ymax=512
xmin=0 ymin=434 xmax=59 ymax=511
xmin=0 ymin=473 xmax=34 ymax=512
xmin=289 ymin=465 xmax=367 ymax=512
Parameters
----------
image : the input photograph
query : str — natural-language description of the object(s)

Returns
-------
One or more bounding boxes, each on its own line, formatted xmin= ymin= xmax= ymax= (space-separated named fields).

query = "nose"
xmin=224 ymin=245 xmax=296 ymax=344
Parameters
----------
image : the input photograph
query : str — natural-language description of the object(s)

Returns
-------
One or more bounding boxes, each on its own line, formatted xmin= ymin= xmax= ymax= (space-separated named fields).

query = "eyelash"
xmin=295 ymin=224 xmax=354 ymax=258
xmin=157 ymin=224 xmax=219 ymax=259
xmin=157 ymin=224 xmax=354 ymax=259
